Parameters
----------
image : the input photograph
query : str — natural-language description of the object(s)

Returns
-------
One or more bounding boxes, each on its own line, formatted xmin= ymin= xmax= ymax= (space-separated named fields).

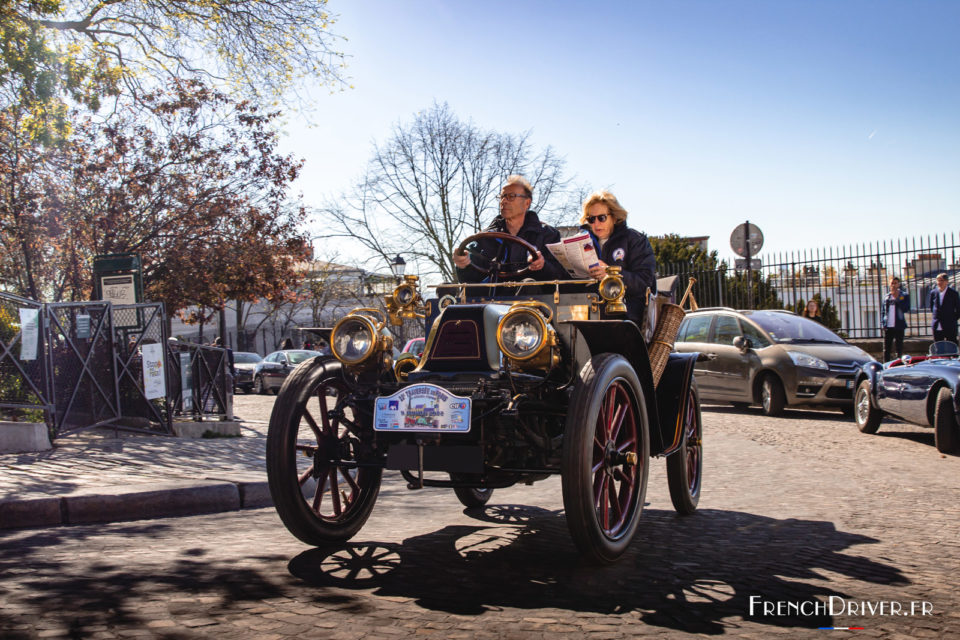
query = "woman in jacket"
xmin=580 ymin=190 xmax=657 ymax=324
xmin=882 ymin=276 xmax=910 ymax=362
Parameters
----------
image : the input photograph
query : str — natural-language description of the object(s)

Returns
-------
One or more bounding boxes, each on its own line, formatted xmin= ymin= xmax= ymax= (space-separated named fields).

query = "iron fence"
xmin=165 ymin=342 xmax=233 ymax=422
xmin=661 ymin=233 xmax=960 ymax=339
xmin=114 ymin=303 xmax=173 ymax=434
xmin=0 ymin=292 xmax=51 ymax=422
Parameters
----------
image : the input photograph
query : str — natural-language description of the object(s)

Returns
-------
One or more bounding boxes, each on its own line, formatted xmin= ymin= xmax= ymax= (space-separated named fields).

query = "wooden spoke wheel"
xmin=266 ymin=359 xmax=381 ymax=545
xmin=562 ymin=354 xmax=649 ymax=564
xmin=667 ymin=384 xmax=703 ymax=514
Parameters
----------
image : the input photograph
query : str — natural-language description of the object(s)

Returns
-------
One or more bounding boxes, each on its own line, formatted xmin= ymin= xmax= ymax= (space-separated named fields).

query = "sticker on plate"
xmin=374 ymin=383 xmax=471 ymax=432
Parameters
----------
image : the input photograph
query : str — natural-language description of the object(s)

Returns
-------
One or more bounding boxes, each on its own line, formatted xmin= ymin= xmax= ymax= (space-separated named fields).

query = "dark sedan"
xmin=232 ymin=351 xmax=263 ymax=394
xmin=675 ymin=308 xmax=874 ymax=416
xmin=253 ymin=350 xmax=323 ymax=395
xmin=854 ymin=341 xmax=960 ymax=453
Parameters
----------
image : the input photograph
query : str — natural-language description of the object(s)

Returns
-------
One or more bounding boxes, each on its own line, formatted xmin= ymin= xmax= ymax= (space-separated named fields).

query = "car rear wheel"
xmin=266 ymin=358 xmax=382 ymax=545
xmin=854 ymin=380 xmax=882 ymax=434
xmin=562 ymin=354 xmax=649 ymax=564
xmin=254 ymin=375 xmax=266 ymax=395
xmin=933 ymin=387 xmax=959 ymax=454
xmin=760 ymin=374 xmax=786 ymax=417
xmin=667 ymin=384 xmax=702 ymax=515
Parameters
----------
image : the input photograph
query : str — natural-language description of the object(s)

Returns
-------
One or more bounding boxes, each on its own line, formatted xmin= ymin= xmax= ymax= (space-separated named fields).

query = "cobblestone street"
xmin=1 ymin=395 xmax=959 ymax=638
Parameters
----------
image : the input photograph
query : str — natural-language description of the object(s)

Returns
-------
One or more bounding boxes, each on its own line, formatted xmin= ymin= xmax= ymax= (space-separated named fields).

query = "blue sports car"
xmin=854 ymin=341 xmax=960 ymax=454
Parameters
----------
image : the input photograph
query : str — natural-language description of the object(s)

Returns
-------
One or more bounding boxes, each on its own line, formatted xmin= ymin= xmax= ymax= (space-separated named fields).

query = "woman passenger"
xmin=580 ymin=190 xmax=657 ymax=324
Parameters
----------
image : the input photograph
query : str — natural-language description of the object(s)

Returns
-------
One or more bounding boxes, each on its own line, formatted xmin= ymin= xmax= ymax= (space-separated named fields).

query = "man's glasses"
xmin=586 ymin=214 xmax=609 ymax=224
xmin=500 ymin=193 xmax=529 ymax=201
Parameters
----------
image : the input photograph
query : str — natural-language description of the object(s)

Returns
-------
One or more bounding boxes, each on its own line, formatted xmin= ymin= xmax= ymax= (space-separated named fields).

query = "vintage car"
xmin=854 ymin=340 xmax=960 ymax=454
xmin=265 ymin=233 xmax=703 ymax=563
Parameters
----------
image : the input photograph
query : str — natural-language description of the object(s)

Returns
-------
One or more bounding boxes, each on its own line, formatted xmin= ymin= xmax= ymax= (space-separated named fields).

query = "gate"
xmin=113 ymin=303 xmax=173 ymax=434
xmin=166 ymin=342 xmax=233 ymax=421
xmin=44 ymin=301 xmax=121 ymax=437
xmin=0 ymin=292 xmax=52 ymax=424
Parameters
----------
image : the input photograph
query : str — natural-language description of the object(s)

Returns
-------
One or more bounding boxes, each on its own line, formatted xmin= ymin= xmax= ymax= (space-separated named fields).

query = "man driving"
xmin=454 ymin=175 xmax=565 ymax=283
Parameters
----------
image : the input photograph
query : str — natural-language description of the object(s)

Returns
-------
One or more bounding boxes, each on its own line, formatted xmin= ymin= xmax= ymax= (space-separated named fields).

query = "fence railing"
xmin=661 ymin=232 xmax=960 ymax=339
xmin=0 ymin=294 xmax=232 ymax=439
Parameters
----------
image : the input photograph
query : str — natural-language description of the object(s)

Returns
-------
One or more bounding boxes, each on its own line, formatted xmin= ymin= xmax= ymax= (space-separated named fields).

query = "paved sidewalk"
xmin=0 ymin=395 xmax=277 ymax=530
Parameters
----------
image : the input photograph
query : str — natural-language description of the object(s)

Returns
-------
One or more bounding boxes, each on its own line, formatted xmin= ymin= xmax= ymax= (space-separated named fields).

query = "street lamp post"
xmin=390 ymin=254 xmax=406 ymax=284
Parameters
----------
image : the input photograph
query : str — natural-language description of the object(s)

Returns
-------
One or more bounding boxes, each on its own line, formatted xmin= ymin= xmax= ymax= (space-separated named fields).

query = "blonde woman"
xmin=579 ymin=190 xmax=657 ymax=323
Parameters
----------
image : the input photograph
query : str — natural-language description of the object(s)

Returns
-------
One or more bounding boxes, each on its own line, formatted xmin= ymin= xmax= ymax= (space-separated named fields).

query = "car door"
xmin=705 ymin=314 xmax=750 ymax=400
xmin=675 ymin=313 xmax=718 ymax=397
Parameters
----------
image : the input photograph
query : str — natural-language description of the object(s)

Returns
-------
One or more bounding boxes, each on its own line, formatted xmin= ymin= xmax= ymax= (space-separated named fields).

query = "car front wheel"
xmin=855 ymin=380 xmax=882 ymax=434
xmin=266 ymin=358 xmax=382 ymax=545
xmin=760 ymin=374 xmax=786 ymax=417
xmin=933 ymin=387 xmax=959 ymax=454
xmin=254 ymin=375 xmax=266 ymax=395
xmin=562 ymin=353 xmax=649 ymax=564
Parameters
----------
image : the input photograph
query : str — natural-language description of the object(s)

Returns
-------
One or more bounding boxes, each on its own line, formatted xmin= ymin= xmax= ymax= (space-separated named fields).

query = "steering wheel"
xmin=455 ymin=232 xmax=540 ymax=280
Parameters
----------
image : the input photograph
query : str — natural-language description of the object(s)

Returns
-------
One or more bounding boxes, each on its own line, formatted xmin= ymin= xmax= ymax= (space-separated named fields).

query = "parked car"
xmin=253 ymin=350 xmax=323 ymax=395
xmin=265 ymin=232 xmax=703 ymax=563
xmin=674 ymin=308 xmax=874 ymax=416
xmin=401 ymin=337 xmax=425 ymax=357
xmin=232 ymin=351 xmax=263 ymax=394
xmin=854 ymin=341 xmax=960 ymax=453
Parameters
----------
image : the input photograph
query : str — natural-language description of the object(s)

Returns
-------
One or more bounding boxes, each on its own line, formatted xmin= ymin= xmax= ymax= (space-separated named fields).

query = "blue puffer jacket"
xmin=880 ymin=289 xmax=910 ymax=330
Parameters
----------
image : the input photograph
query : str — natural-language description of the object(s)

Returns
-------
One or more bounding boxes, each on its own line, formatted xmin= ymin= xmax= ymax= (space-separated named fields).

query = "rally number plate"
xmin=374 ymin=383 xmax=472 ymax=433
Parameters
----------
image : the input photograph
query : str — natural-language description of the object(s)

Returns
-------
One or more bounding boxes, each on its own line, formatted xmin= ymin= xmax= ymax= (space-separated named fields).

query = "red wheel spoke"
xmin=298 ymin=467 xmax=313 ymax=487
xmin=594 ymin=472 xmax=607 ymax=509
xmin=303 ymin=409 xmax=324 ymax=440
xmin=342 ymin=468 xmax=360 ymax=494
xmin=603 ymin=389 xmax=617 ymax=438
xmin=609 ymin=401 xmax=626 ymax=442
xmin=607 ymin=480 xmax=622 ymax=525
xmin=329 ymin=469 xmax=343 ymax=515
xmin=312 ymin=472 xmax=328 ymax=512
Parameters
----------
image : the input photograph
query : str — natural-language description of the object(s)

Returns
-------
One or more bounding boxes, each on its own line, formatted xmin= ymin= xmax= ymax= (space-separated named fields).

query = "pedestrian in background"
xmin=881 ymin=276 xmax=910 ymax=362
xmin=280 ymin=337 xmax=294 ymax=350
xmin=930 ymin=273 xmax=960 ymax=344
xmin=801 ymin=299 xmax=824 ymax=324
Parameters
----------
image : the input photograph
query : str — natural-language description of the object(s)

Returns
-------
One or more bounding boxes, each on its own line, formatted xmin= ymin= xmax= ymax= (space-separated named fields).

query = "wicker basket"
xmin=648 ymin=302 xmax=685 ymax=387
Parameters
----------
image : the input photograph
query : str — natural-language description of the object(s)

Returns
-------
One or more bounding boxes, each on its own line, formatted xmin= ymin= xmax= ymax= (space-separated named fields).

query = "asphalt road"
xmin=1 ymin=396 xmax=958 ymax=639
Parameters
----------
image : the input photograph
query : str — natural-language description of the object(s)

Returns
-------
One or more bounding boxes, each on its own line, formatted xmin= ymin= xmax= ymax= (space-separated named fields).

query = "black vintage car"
xmin=266 ymin=233 xmax=703 ymax=563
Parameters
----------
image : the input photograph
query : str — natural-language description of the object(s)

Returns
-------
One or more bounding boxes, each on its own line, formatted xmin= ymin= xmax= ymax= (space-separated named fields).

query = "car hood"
xmin=779 ymin=343 xmax=873 ymax=366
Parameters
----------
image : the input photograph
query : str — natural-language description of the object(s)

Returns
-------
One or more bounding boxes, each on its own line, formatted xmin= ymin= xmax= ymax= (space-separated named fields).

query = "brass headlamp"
xmin=598 ymin=266 xmax=627 ymax=314
xmin=496 ymin=301 xmax=559 ymax=371
xmin=330 ymin=308 xmax=394 ymax=369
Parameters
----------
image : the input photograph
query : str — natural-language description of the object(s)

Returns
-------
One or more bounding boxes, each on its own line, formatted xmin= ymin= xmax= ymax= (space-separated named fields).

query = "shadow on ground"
xmin=289 ymin=505 xmax=906 ymax=635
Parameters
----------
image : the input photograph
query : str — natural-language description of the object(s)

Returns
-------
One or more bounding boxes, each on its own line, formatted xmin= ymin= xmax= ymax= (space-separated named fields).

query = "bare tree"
xmin=317 ymin=102 xmax=575 ymax=283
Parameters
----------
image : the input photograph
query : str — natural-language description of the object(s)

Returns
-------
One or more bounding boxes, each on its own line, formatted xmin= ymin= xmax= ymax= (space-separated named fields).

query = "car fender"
xmin=563 ymin=320 xmax=663 ymax=453
xmin=656 ymin=352 xmax=699 ymax=457
xmin=856 ymin=361 xmax=884 ymax=407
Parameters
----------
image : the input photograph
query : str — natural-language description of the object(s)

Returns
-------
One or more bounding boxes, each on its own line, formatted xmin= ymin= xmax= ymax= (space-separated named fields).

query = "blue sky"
xmin=281 ymin=0 xmax=960 ymax=267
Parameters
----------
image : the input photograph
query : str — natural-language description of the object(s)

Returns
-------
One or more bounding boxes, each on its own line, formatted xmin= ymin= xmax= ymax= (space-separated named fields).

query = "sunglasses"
xmin=586 ymin=214 xmax=609 ymax=224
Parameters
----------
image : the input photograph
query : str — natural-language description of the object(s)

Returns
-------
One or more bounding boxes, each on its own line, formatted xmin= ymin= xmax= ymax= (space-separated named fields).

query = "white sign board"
xmin=18 ymin=308 xmax=39 ymax=361
xmin=100 ymin=274 xmax=137 ymax=305
xmin=141 ymin=343 xmax=166 ymax=400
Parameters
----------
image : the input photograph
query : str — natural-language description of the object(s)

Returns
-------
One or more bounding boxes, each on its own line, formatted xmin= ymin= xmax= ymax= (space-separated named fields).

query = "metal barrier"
xmin=44 ymin=301 xmax=121 ymax=436
xmin=0 ymin=292 xmax=52 ymax=422
xmin=662 ymin=232 xmax=960 ymax=339
xmin=113 ymin=303 xmax=173 ymax=434
xmin=165 ymin=342 xmax=233 ymax=421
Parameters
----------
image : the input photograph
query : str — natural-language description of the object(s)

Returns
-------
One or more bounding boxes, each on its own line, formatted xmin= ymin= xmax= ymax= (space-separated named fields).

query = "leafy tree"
xmin=651 ymin=234 xmax=720 ymax=272
xmin=0 ymin=80 xmax=310 ymax=318
xmin=1 ymin=0 xmax=347 ymax=140
xmin=318 ymin=102 xmax=573 ymax=283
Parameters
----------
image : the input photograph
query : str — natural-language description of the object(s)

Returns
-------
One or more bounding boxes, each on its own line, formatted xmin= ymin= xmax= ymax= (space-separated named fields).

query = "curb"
xmin=0 ymin=479 xmax=273 ymax=531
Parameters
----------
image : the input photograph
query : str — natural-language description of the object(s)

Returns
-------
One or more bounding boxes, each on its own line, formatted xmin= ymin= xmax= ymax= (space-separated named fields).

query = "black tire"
xmin=667 ymin=384 xmax=702 ymax=515
xmin=450 ymin=473 xmax=493 ymax=509
xmin=266 ymin=358 xmax=382 ymax=545
xmin=562 ymin=354 xmax=649 ymax=564
xmin=854 ymin=379 xmax=882 ymax=434
xmin=254 ymin=375 xmax=266 ymax=395
xmin=760 ymin=374 xmax=786 ymax=417
xmin=933 ymin=387 xmax=959 ymax=454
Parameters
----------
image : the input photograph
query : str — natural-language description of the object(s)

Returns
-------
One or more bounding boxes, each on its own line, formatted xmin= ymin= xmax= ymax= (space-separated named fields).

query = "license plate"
xmin=374 ymin=383 xmax=472 ymax=432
